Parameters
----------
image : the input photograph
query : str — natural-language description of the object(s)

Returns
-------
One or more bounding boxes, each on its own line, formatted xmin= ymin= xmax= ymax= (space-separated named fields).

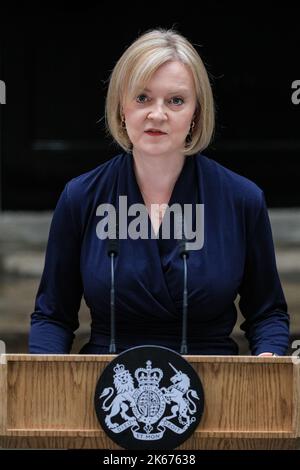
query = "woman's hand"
xmin=257 ymin=352 xmax=278 ymax=356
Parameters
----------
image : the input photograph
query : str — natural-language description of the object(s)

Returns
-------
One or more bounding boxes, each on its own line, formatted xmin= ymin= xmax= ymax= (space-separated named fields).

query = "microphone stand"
xmin=181 ymin=249 xmax=188 ymax=355
xmin=109 ymin=251 xmax=116 ymax=353
xmin=107 ymin=232 xmax=118 ymax=354
xmin=179 ymin=239 xmax=189 ymax=355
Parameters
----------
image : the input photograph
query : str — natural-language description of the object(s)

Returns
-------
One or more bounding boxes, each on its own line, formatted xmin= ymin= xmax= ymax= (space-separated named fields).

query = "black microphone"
xmin=107 ymin=219 xmax=119 ymax=354
xmin=177 ymin=219 xmax=189 ymax=355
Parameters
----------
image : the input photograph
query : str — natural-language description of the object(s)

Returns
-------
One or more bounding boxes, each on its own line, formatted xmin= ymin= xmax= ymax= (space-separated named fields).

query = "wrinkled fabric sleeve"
xmin=29 ymin=183 xmax=83 ymax=353
xmin=238 ymin=191 xmax=290 ymax=355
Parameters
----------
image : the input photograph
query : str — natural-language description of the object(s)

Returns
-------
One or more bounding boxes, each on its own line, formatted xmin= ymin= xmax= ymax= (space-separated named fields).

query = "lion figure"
xmin=99 ymin=364 xmax=136 ymax=429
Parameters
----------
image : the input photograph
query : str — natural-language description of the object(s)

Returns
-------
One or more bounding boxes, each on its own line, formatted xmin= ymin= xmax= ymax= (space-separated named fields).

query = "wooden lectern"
xmin=0 ymin=354 xmax=299 ymax=450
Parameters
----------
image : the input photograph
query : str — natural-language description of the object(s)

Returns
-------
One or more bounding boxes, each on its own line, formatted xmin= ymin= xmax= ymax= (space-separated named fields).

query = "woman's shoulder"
xmin=65 ymin=153 xmax=124 ymax=197
xmin=55 ymin=153 xmax=125 ymax=224
xmin=196 ymin=153 xmax=264 ymax=208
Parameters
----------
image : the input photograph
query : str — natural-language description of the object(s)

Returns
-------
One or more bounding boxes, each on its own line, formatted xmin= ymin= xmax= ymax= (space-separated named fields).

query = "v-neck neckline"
xmin=128 ymin=153 xmax=190 ymax=237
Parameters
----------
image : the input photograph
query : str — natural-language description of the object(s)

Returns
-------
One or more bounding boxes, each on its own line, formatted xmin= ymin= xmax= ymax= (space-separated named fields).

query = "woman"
xmin=29 ymin=28 xmax=289 ymax=356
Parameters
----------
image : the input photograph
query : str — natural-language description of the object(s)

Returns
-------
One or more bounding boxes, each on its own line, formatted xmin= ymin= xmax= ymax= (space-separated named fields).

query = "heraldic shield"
xmin=94 ymin=346 xmax=204 ymax=450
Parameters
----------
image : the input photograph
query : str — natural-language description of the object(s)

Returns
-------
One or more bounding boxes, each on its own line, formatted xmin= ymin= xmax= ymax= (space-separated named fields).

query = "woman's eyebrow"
xmin=143 ymin=87 xmax=189 ymax=94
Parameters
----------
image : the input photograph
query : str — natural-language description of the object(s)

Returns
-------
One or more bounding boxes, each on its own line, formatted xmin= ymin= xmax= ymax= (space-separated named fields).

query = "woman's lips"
xmin=145 ymin=131 xmax=167 ymax=136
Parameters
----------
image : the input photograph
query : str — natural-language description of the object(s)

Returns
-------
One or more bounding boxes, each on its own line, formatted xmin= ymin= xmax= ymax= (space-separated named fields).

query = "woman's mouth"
xmin=145 ymin=129 xmax=167 ymax=136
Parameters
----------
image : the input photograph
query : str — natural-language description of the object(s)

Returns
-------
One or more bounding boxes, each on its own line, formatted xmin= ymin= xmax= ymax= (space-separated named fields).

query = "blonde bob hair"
xmin=105 ymin=28 xmax=215 ymax=156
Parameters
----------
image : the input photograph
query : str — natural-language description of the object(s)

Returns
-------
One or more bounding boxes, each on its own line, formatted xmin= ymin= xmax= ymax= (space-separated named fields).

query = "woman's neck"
xmin=132 ymin=150 xmax=186 ymax=199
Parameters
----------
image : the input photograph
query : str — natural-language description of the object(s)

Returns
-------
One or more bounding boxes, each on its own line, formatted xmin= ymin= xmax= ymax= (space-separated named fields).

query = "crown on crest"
xmin=113 ymin=363 xmax=126 ymax=377
xmin=135 ymin=360 xmax=163 ymax=387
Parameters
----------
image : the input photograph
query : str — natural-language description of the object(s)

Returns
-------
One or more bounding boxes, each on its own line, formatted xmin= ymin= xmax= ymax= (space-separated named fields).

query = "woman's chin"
xmin=135 ymin=143 xmax=175 ymax=156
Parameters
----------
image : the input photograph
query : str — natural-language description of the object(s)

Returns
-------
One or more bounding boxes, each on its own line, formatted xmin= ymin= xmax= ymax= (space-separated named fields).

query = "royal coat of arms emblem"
xmin=94 ymin=346 xmax=204 ymax=449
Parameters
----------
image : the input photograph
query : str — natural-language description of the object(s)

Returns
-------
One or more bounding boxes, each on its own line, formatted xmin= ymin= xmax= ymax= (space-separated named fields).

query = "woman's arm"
xmin=29 ymin=183 xmax=83 ymax=353
xmin=238 ymin=191 xmax=290 ymax=356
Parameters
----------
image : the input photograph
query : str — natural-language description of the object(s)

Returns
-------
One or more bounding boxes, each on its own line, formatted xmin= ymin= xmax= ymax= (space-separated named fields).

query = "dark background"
xmin=0 ymin=5 xmax=299 ymax=210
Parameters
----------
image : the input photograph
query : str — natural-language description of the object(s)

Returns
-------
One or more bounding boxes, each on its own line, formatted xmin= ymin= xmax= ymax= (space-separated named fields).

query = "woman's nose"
xmin=147 ymin=102 xmax=168 ymax=120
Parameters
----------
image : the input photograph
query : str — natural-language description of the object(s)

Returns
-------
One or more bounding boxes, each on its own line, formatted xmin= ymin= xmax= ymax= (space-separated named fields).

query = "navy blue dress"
xmin=29 ymin=152 xmax=289 ymax=355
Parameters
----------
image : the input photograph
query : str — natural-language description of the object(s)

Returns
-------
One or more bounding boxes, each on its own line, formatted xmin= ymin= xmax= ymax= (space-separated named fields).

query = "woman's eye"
xmin=135 ymin=95 xmax=184 ymax=105
xmin=170 ymin=97 xmax=184 ymax=105
xmin=136 ymin=94 xmax=148 ymax=103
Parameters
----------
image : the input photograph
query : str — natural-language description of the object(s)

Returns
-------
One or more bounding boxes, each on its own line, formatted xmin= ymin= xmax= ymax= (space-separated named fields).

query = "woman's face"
xmin=122 ymin=60 xmax=197 ymax=158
